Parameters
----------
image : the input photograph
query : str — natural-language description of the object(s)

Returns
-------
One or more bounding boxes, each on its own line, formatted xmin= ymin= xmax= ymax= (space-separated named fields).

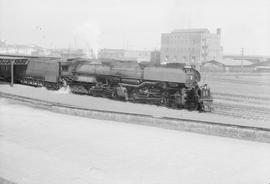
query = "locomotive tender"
xmin=0 ymin=57 xmax=213 ymax=111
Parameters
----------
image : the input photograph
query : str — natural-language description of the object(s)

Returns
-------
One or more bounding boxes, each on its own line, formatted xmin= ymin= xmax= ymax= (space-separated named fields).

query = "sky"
xmin=0 ymin=0 xmax=269 ymax=56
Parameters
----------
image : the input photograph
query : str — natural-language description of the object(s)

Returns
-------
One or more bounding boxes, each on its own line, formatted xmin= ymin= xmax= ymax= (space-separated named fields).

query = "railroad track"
xmin=213 ymin=92 xmax=270 ymax=106
xmin=213 ymin=102 xmax=270 ymax=122
xmin=0 ymin=91 xmax=214 ymax=124
xmin=212 ymin=92 xmax=270 ymax=121
xmin=213 ymin=92 xmax=270 ymax=101
xmin=1 ymin=90 xmax=269 ymax=122
xmin=1 ymin=90 xmax=270 ymax=127
xmin=1 ymin=91 xmax=270 ymax=144
xmin=207 ymin=77 xmax=270 ymax=86
xmin=1 ymin=91 xmax=270 ymax=123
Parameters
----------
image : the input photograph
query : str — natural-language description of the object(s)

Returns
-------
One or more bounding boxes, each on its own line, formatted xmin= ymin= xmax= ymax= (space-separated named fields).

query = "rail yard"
xmin=1 ymin=0 xmax=270 ymax=183
xmin=1 ymin=56 xmax=270 ymax=135
xmin=1 ymin=58 xmax=270 ymax=184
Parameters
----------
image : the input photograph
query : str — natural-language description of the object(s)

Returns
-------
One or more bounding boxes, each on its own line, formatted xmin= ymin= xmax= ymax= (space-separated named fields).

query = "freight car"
xmin=70 ymin=60 xmax=213 ymax=111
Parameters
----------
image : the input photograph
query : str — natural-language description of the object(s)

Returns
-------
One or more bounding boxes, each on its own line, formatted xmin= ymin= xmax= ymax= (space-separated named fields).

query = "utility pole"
xmin=241 ymin=48 xmax=244 ymax=72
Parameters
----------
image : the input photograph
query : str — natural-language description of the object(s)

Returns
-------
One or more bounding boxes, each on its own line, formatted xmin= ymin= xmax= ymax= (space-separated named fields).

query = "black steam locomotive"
xmin=0 ymin=57 xmax=213 ymax=111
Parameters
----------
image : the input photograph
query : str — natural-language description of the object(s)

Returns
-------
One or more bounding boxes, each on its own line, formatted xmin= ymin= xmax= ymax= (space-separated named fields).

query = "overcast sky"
xmin=0 ymin=0 xmax=269 ymax=55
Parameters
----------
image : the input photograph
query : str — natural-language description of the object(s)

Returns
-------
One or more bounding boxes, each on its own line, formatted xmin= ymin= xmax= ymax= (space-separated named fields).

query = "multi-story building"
xmin=160 ymin=28 xmax=222 ymax=65
xmin=98 ymin=49 xmax=151 ymax=62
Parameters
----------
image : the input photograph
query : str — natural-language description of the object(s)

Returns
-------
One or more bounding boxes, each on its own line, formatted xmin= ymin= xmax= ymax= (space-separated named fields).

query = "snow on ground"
xmin=0 ymin=99 xmax=270 ymax=184
xmin=0 ymin=83 xmax=269 ymax=129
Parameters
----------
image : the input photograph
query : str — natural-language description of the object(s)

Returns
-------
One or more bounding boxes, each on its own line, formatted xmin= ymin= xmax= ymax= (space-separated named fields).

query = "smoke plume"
xmin=74 ymin=20 xmax=101 ymax=58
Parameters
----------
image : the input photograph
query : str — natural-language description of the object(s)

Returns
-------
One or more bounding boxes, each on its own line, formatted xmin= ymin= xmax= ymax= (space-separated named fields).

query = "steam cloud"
xmin=74 ymin=20 xmax=101 ymax=58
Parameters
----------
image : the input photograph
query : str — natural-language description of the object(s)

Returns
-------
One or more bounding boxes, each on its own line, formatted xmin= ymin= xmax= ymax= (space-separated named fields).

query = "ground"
xmin=202 ymin=72 xmax=270 ymax=97
xmin=0 ymin=83 xmax=269 ymax=128
xmin=1 ymin=99 xmax=270 ymax=184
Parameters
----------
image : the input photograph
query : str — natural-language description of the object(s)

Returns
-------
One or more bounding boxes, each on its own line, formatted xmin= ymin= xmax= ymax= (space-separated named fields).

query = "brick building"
xmin=160 ymin=28 xmax=222 ymax=65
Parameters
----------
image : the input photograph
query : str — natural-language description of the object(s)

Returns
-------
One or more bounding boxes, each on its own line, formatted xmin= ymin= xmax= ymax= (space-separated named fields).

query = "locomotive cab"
xmin=184 ymin=65 xmax=201 ymax=88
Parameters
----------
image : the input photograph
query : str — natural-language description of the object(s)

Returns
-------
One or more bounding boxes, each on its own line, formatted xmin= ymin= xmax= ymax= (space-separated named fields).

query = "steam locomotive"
xmin=0 ymin=57 xmax=213 ymax=111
